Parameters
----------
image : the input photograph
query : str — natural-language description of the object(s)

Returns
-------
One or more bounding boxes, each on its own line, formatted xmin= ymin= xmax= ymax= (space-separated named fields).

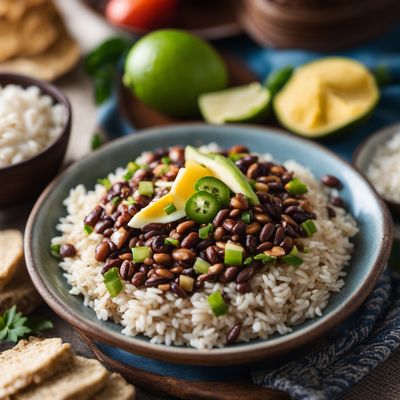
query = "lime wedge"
xmin=199 ymin=82 xmax=271 ymax=124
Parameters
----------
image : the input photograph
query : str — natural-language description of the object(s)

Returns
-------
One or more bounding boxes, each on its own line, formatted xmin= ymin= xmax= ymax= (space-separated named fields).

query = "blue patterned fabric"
xmin=97 ymin=26 xmax=400 ymax=399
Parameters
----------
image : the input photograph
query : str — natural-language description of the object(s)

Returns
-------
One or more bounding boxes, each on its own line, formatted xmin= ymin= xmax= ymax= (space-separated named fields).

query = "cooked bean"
xmin=181 ymin=232 xmax=199 ymax=249
xmin=264 ymin=204 xmax=281 ymax=220
xmin=158 ymin=284 xmax=171 ymax=291
xmin=230 ymin=193 xmax=249 ymax=210
xmin=94 ymin=217 xmax=113 ymax=234
xmin=268 ymin=182 xmax=283 ymax=192
xmin=213 ymin=209 xmax=230 ymax=227
xmin=331 ymin=196 xmax=345 ymax=208
xmin=321 ymin=175 xmax=342 ymax=188
xmin=207 ymin=263 xmax=224 ymax=276
xmin=300 ymin=200 xmax=313 ymax=213
xmin=236 ymin=282 xmax=251 ymax=294
xmin=95 ymin=241 xmax=111 ymax=262
xmin=283 ymin=222 xmax=299 ymax=238
xmin=206 ymin=246 xmax=220 ymax=264
xmin=292 ymin=212 xmax=316 ymax=224
xmin=196 ymin=238 xmax=214 ymax=250
xmin=247 ymin=163 xmax=264 ymax=179
xmin=102 ymin=228 xmax=114 ymax=238
xmin=170 ymin=282 xmax=187 ymax=298
xmin=229 ymin=209 xmax=241 ymax=218
xmin=273 ymin=226 xmax=285 ymax=245
xmin=254 ymin=213 xmax=270 ymax=224
xmin=119 ymin=252 xmax=132 ymax=261
xmin=259 ymin=223 xmax=275 ymax=242
xmin=255 ymin=182 xmax=269 ymax=192
xmin=115 ymin=211 xmax=131 ymax=228
xmin=284 ymin=205 xmax=299 ymax=216
xmin=214 ymin=227 xmax=225 ymax=241
xmin=139 ymin=265 xmax=149 ymax=274
xmin=281 ymin=214 xmax=297 ymax=227
xmin=280 ymin=237 xmax=294 ymax=254
xmin=327 ymin=206 xmax=336 ymax=218
xmin=60 ymin=243 xmax=76 ymax=258
xmin=221 ymin=218 xmax=235 ymax=232
xmin=245 ymin=235 xmax=257 ymax=253
xmin=153 ymin=253 xmax=173 ymax=265
xmin=283 ymin=198 xmax=299 ymax=207
xmin=145 ymin=276 xmax=171 ymax=287
xmin=156 ymin=269 xmax=174 ymax=279
xmin=172 ymin=248 xmax=196 ymax=262
xmin=128 ymin=237 xmax=139 ymax=249
xmin=144 ymin=237 xmax=154 ymax=247
xmin=176 ymin=220 xmax=196 ymax=234
xmin=170 ymin=265 xmax=184 ymax=274
xmin=270 ymin=165 xmax=285 ymax=175
xmin=220 ymin=266 xmax=239 ymax=283
xmin=110 ymin=227 xmax=129 ymax=249
xmin=229 ymin=145 xmax=249 ymax=154
xmin=293 ymin=239 xmax=304 ymax=253
xmin=215 ymin=241 xmax=226 ymax=250
xmin=266 ymin=246 xmax=286 ymax=257
xmin=232 ymin=221 xmax=247 ymax=235
xmin=236 ymin=267 xmax=256 ymax=283
xmin=231 ymin=234 xmax=241 ymax=242
xmin=182 ymin=267 xmax=196 ymax=277
xmin=120 ymin=260 xmax=135 ymax=280
xmin=84 ymin=205 xmax=103 ymax=227
xmin=101 ymin=258 xmax=122 ymax=275
xmin=226 ymin=323 xmax=241 ymax=344
xmin=152 ymin=235 xmax=169 ymax=253
xmin=169 ymin=146 xmax=184 ymax=163
xmin=257 ymin=241 xmax=273 ymax=252
xmin=246 ymin=222 xmax=261 ymax=235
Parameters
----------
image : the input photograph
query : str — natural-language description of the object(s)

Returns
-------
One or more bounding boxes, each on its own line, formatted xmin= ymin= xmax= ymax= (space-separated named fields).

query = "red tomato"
xmin=105 ymin=0 xmax=178 ymax=30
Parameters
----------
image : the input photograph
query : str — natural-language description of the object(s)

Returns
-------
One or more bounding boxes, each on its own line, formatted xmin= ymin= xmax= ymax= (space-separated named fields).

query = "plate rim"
xmin=25 ymin=123 xmax=393 ymax=365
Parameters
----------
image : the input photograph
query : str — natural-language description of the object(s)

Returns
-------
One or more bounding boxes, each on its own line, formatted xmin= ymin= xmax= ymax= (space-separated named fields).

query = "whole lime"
xmin=123 ymin=29 xmax=228 ymax=117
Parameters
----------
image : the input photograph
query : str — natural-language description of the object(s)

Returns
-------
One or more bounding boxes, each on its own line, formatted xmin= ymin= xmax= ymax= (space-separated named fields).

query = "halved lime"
xmin=199 ymin=82 xmax=271 ymax=124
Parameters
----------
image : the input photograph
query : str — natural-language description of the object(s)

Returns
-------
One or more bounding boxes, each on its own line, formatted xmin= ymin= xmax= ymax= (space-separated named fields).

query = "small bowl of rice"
xmin=0 ymin=73 xmax=71 ymax=208
xmin=354 ymin=123 xmax=400 ymax=217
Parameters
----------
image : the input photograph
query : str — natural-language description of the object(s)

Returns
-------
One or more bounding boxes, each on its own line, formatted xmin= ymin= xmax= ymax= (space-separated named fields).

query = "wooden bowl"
xmin=0 ymin=73 xmax=71 ymax=208
xmin=238 ymin=0 xmax=400 ymax=51
xmin=82 ymin=0 xmax=242 ymax=41
xmin=353 ymin=123 xmax=400 ymax=218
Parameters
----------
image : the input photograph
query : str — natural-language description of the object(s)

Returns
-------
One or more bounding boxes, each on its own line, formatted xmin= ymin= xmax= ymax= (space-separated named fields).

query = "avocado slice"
xmin=274 ymin=57 xmax=380 ymax=139
xmin=185 ymin=146 xmax=259 ymax=205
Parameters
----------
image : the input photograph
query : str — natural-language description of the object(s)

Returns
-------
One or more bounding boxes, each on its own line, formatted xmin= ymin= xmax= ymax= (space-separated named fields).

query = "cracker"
xmin=0 ymin=229 xmax=23 ymax=291
xmin=0 ymin=0 xmax=49 ymax=22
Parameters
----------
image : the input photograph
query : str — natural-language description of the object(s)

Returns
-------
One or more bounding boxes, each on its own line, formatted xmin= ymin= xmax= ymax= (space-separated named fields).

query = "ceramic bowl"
xmin=25 ymin=124 xmax=392 ymax=366
xmin=0 ymin=73 xmax=71 ymax=208
xmin=353 ymin=123 xmax=400 ymax=218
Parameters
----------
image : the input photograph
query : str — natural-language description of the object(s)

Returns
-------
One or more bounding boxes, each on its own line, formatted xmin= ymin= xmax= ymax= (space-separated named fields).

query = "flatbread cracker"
xmin=0 ymin=229 xmax=23 ymax=291
xmin=0 ymin=30 xmax=80 ymax=81
xmin=0 ymin=0 xmax=49 ymax=22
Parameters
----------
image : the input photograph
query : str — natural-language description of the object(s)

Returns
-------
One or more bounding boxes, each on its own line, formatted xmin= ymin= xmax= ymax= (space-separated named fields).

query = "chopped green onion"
xmin=103 ymin=267 xmax=123 ymax=297
xmin=164 ymin=237 xmax=179 ymax=247
xmin=111 ymin=196 xmax=121 ymax=205
xmin=91 ymin=133 xmax=102 ymax=150
xmin=228 ymin=153 xmax=246 ymax=162
xmin=126 ymin=197 xmax=135 ymax=205
xmin=243 ymin=256 xmax=253 ymax=266
xmin=83 ymin=224 xmax=93 ymax=235
xmin=126 ymin=161 xmax=140 ymax=173
xmin=207 ymin=290 xmax=228 ymax=317
xmin=288 ymin=246 xmax=298 ymax=256
xmin=132 ymin=246 xmax=151 ymax=263
xmin=50 ymin=243 xmax=61 ymax=258
xmin=285 ymin=178 xmax=308 ymax=195
xmin=282 ymin=254 xmax=303 ymax=267
xmin=97 ymin=177 xmax=111 ymax=190
xmin=123 ymin=171 xmax=133 ymax=181
xmin=179 ymin=275 xmax=194 ymax=292
xmin=241 ymin=211 xmax=251 ymax=224
xmin=224 ymin=242 xmax=244 ymax=266
xmin=254 ymin=253 xmax=276 ymax=263
xmin=138 ymin=181 xmax=154 ymax=196
xmin=304 ymin=247 xmax=311 ymax=254
xmin=161 ymin=156 xmax=171 ymax=165
xmin=199 ymin=223 xmax=214 ymax=239
xmin=301 ymin=219 xmax=317 ymax=236
xmin=164 ymin=203 xmax=177 ymax=215
xmin=194 ymin=257 xmax=211 ymax=274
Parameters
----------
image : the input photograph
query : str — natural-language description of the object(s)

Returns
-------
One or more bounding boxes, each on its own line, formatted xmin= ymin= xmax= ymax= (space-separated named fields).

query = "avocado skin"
xmin=185 ymin=146 xmax=259 ymax=205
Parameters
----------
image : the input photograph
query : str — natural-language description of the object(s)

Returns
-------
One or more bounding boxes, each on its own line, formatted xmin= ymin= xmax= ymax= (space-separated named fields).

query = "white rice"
xmin=366 ymin=132 xmax=400 ymax=203
xmin=52 ymin=147 xmax=358 ymax=349
xmin=0 ymin=84 xmax=66 ymax=167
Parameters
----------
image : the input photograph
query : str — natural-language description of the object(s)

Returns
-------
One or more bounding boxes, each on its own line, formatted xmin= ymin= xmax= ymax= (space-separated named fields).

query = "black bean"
xmin=142 ymin=223 xmax=166 ymax=233
xmin=222 ymin=218 xmax=236 ymax=232
xmin=196 ymin=238 xmax=214 ymax=250
xmin=60 ymin=243 xmax=76 ymax=258
xmin=236 ymin=282 xmax=251 ymax=294
xmin=268 ymin=182 xmax=284 ymax=193
xmin=95 ymin=241 xmax=112 ymax=262
xmin=265 ymin=203 xmax=281 ymax=220
xmin=206 ymin=246 xmax=220 ymax=264
xmin=220 ymin=266 xmax=239 ymax=283
xmin=213 ymin=209 xmax=230 ymax=227
xmin=257 ymin=241 xmax=273 ymax=251
xmin=94 ymin=217 xmax=113 ymax=234
xmin=84 ymin=205 xmax=103 ymax=227
xmin=245 ymin=235 xmax=257 ymax=254
xmin=170 ymin=282 xmax=188 ymax=298
xmin=145 ymin=276 xmax=171 ymax=287
xmin=327 ymin=206 xmax=336 ymax=218
xmin=152 ymin=235 xmax=169 ymax=253
xmin=101 ymin=258 xmax=122 ymax=275
xmin=331 ymin=196 xmax=345 ymax=208
xmin=120 ymin=260 xmax=135 ymax=280
xmin=259 ymin=223 xmax=275 ymax=242
xmin=273 ymin=226 xmax=285 ymax=245
xmin=292 ymin=212 xmax=316 ymax=223
xmin=285 ymin=205 xmax=299 ymax=216
xmin=103 ymin=228 xmax=114 ymax=238
xmin=282 ymin=222 xmax=299 ymax=238
xmin=321 ymin=175 xmax=342 ymax=188
xmin=232 ymin=221 xmax=247 ymax=235
xmin=181 ymin=232 xmax=199 ymax=249
xmin=236 ymin=267 xmax=256 ymax=283
xmin=226 ymin=323 xmax=241 ymax=345
xmin=280 ymin=237 xmax=294 ymax=254
xmin=182 ymin=268 xmax=196 ymax=278
xmin=293 ymin=239 xmax=304 ymax=253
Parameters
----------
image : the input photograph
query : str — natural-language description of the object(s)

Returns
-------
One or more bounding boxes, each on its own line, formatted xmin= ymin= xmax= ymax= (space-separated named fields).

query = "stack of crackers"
xmin=0 ymin=0 xmax=80 ymax=81
xmin=0 ymin=230 xmax=42 ymax=315
xmin=0 ymin=337 xmax=136 ymax=399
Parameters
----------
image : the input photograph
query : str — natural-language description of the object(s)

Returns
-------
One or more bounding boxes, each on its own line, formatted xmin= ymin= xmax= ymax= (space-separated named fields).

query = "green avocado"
xmin=185 ymin=146 xmax=259 ymax=205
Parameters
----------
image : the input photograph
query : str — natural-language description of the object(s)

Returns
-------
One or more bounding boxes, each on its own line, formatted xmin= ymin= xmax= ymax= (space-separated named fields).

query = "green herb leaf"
xmin=161 ymin=156 xmax=171 ymax=165
xmin=26 ymin=316 xmax=54 ymax=333
xmin=83 ymin=224 xmax=93 ymax=235
xmin=97 ymin=177 xmax=112 ymax=190
xmin=50 ymin=243 xmax=61 ymax=258
xmin=199 ymin=223 xmax=214 ymax=240
xmin=265 ymin=65 xmax=294 ymax=96
xmin=91 ymin=133 xmax=103 ymax=150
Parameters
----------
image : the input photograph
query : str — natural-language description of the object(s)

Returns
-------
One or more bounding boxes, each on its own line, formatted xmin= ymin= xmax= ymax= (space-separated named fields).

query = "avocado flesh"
xmin=185 ymin=146 xmax=259 ymax=205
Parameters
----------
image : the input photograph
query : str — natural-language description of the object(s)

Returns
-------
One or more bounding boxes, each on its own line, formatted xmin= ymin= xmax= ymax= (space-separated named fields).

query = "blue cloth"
xmin=97 ymin=26 xmax=400 ymax=399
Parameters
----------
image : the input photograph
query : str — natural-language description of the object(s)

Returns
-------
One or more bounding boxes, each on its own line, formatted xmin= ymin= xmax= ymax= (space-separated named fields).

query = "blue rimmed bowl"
xmin=25 ymin=124 xmax=392 ymax=366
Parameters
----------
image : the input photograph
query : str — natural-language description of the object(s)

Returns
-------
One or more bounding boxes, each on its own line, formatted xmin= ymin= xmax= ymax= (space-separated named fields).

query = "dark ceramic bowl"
xmin=353 ymin=123 xmax=400 ymax=218
xmin=25 ymin=124 xmax=392 ymax=366
xmin=0 ymin=73 xmax=71 ymax=208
